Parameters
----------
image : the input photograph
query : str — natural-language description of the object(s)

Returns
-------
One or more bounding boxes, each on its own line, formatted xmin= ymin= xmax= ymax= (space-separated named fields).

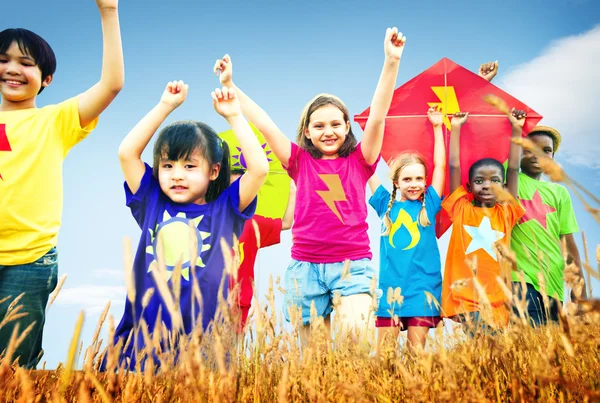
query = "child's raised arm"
xmin=427 ymin=107 xmax=446 ymax=196
xmin=118 ymin=81 xmax=188 ymax=194
xmin=367 ymin=174 xmax=382 ymax=195
xmin=449 ymin=112 xmax=469 ymax=193
xmin=281 ymin=181 xmax=297 ymax=230
xmin=214 ymin=55 xmax=292 ymax=167
xmin=361 ymin=28 xmax=406 ymax=165
xmin=212 ymin=87 xmax=269 ymax=211
xmin=506 ymin=108 xmax=526 ymax=197
xmin=77 ymin=0 xmax=125 ymax=128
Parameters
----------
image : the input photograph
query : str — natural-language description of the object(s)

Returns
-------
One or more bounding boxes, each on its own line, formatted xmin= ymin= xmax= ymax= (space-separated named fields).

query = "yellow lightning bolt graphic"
xmin=389 ymin=209 xmax=421 ymax=250
xmin=427 ymin=86 xmax=461 ymax=130
xmin=316 ymin=174 xmax=347 ymax=224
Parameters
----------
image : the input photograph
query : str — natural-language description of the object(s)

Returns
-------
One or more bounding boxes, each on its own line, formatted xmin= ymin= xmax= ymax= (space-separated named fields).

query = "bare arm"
xmin=563 ymin=233 xmax=588 ymax=300
xmin=281 ymin=181 xmax=296 ymax=230
xmin=449 ymin=112 xmax=468 ymax=193
xmin=78 ymin=1 xmax=124 ymax=127
xmin=214 ymin=55 xmax=291 ymax=166
xmin=118 ymin=81 xmax=186 ymax=194
xmin=506 ymin=108 xmax=526 ymax=197
xmin=368 ymin=174 xmax=382 ymax=195
xmin=212 ymin=87 xmax=269 ymax=212
xmin=361 ymin=28 xmax=406 ymax=165
xmin=427 ymin=108 xmax=446 ymax=196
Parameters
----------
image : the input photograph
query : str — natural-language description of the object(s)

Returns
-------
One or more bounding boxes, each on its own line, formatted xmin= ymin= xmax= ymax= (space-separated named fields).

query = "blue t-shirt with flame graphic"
xmin=369 ymin=185 xmax=442 ymax=319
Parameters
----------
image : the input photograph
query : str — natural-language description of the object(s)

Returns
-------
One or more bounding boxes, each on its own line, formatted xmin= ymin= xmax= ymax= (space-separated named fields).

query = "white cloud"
xmin=499 ymin=25 xmax=600 ymax=168
xmin=52 ymin=285 xmax=126 ymax=316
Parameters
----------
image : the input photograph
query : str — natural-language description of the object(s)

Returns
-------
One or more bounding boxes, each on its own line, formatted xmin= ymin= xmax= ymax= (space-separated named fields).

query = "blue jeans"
xmin=0 ymin=247 xmax=58 ymax=368
xmin=512 ymin=282 xmax=560 ymax=326
xmin=283 ymin=258 xmax=375 ymax=325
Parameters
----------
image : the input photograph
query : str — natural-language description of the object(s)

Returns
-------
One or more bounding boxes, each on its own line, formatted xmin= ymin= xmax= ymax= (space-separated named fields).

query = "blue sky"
xmin=6 ymin=0 xmax=599 ymax=368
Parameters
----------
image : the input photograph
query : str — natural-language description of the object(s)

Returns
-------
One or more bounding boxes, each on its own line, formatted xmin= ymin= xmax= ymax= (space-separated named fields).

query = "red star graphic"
xmin=0 ymin=124 xmax=11 ymax=181
xmin=519 ymin=190 xmax=556 ymax=229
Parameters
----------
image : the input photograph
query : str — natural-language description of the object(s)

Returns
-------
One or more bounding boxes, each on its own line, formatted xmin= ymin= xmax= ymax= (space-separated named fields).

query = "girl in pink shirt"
xmin=213 ymin=27 xmax=406 ymax=341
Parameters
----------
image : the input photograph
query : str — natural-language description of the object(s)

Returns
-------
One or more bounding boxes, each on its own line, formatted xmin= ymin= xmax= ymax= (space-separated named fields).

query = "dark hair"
xmin=296 ymin=93 xmax=357 ymax=159
xmin=231 ymin=168 xmax=246 ymax=175
xmin=468 ymin=158 xmax=505 ymax=182
xmin=0 ymin=28 xmax=56 ymax=94
xmin=152 ymin=121 xmax=230 ymax=203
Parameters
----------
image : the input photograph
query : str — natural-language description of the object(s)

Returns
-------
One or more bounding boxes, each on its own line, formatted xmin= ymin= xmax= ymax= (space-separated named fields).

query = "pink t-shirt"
xmin=284 ymin=142 xmax=379 ymax=263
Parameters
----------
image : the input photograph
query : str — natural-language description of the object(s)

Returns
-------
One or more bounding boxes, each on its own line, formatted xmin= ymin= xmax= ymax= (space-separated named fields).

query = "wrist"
xmin=384 ymin=55 xmax=401 ymax=65
xmin=99 ymin=6 xmax=118 ymax=15
xmin=157 ymin=101 xmax=177 ymax=114
xmin=225 ymin=113 xmax=245 ymax=124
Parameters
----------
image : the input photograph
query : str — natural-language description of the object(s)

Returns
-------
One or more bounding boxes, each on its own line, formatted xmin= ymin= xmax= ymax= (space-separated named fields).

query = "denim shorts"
xmin=511 ymin=282 xmax=560 ymax=326
xmin=0 ymin=247 xmax=58 ymax=369
xmin=283 ymin=258 xmax=375 ymax=325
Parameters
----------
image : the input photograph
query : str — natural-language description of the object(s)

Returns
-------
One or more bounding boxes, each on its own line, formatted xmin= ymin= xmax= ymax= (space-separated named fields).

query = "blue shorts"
xmin=0 ymin=247 xmax=58 ymax=369
xmin=283 ymin=258 xmax=375 ymax=325
xmin=512 ymin=282 xmax=560 ymax=326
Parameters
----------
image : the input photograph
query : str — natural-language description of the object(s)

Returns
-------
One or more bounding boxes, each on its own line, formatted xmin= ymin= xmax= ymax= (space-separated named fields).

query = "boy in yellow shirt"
xmin=0 ymin=0 xmax=124 ymax=368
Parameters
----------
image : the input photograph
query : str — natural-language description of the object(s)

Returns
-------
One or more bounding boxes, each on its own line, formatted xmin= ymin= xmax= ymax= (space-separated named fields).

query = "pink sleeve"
xmin=354 ymin=142 xmax=380 ymax=179
xmin=283 ymin=142 xmax=301 ymax=180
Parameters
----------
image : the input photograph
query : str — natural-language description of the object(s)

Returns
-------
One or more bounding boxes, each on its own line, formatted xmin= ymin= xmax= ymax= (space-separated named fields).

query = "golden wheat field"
xmin=1 ymin=136 xmax=600 ymax=402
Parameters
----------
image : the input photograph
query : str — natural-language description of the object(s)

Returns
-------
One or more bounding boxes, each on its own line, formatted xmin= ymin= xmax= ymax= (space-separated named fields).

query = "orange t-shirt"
xmin=441 ymin=186 xmax=525 ymax=326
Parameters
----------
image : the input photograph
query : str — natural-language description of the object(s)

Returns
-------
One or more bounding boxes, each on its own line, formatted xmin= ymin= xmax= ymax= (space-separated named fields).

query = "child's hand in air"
xmin=95 ymin=0 xmax=118 ymax=10
xmin=384 ymin=27 xmax=406 ymax=61
xmin=214 ymin=54 xmax=233 ymax=87
xmin=478 ymin=61 xmax=498 ymax=82
xmin=427 ymin=107 xmax=443 ymax=128
xmin=508 ymin=108 xmax=527 ymax=129
xmin=212 ymin=86 xmax=242 ymax=120
xmin=160 ymin=81 xmax=188 ymax=110
xmin=451 ymin=111 xmax=469 ymax=128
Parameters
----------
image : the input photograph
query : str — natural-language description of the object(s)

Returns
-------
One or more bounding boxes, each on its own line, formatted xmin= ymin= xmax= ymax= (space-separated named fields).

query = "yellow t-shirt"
xmin=0 ymin=97 xmax=98 ymax=265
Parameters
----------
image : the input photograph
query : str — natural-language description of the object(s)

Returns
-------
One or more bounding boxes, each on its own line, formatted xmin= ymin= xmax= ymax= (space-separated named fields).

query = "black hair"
xmin=230 ymin=168 xmax=246 ymax=176
xmin=152 ymin=121 xmax=230 ymax=203
xmin=0 ymin=28 xmax=56 ymax=94
xmin=468 ymin=158 xmax=505 ymax=182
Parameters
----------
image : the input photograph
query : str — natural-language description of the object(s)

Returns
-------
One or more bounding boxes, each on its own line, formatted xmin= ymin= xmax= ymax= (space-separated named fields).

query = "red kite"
xmin=354 ymin=57 xmax=542 ymax=237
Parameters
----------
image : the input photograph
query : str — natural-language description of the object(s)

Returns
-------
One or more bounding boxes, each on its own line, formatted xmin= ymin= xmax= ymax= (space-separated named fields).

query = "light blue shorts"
xmin=283 ymin=258 xmax=375 ymax=325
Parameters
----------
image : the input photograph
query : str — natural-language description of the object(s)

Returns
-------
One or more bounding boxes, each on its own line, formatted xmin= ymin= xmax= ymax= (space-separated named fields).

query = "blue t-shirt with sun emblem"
xmin=369 ymin=185 xmax=442 ymax=319
xmin=114 ymin=163 xmax=256 ymax=367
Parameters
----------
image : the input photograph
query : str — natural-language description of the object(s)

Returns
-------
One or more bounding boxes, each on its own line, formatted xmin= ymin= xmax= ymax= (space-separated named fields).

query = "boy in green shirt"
xmin=510 ymin=126 xmax=587 ymax=325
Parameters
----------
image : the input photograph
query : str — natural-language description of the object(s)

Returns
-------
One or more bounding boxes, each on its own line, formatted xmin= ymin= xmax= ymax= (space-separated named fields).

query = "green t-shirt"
xmin=511 ymin=173 xmax=579 ymax=301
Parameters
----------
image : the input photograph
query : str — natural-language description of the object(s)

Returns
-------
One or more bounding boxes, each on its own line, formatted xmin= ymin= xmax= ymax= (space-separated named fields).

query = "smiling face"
xmin=158 ymin=149 xmax=220 ymax=205
xmin=304 ymin=104 xmax=350 ymax=159
xmin=396 ymin=163 xmax=426 ymax=201
xmin=0 ymin=41 xmax=51 ymax=109
xmin=467 ymin=165 xmax=504 ymax=207
xmin=521 ymin=133 xmax=554 ymax=178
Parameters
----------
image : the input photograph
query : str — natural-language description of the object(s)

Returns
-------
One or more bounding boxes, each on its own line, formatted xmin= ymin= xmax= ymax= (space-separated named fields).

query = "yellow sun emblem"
xmin=146 ymin=211 xmax=211 ymax=281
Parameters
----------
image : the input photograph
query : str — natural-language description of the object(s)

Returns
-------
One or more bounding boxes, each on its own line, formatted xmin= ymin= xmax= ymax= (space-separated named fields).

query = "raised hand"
xmin=478 ymin=61 xmax=498 ymax=82
xmin=214 ymin=54 xmax=233 ymax=86
xmin=160 ymin=81 xmax=188 ymax=110
xmin=451 ymin=111 xmax=469 ymax=128
xmin=95 ymin=0 xmax=118 ymax=10
xmin=212 ymin=86 xmax=242 ymax=120
xmin=427 ymin=107 xmax=443 ymax=128
xmin=508 ymin=107 xmax=527 ymax=129
xmin=384 ymin=27 xmax=407 ymax=61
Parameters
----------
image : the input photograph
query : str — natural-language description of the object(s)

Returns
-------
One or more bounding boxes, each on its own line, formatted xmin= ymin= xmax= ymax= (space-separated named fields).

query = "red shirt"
xmin=230 ymin=215 xmax=282 ymax=326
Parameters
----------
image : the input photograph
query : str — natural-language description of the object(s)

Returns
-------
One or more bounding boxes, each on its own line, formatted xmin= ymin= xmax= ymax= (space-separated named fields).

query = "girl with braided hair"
xmin=368 ymin=107 xmax=445 ymax=351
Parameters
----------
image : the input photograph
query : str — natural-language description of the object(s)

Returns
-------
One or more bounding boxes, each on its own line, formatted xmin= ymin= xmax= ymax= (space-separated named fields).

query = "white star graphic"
xmin=463 ymin=216 xmax=505 ymax=261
